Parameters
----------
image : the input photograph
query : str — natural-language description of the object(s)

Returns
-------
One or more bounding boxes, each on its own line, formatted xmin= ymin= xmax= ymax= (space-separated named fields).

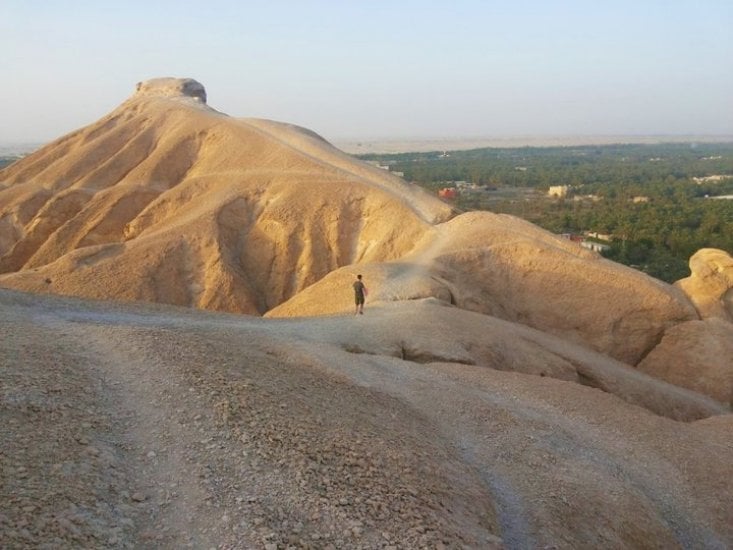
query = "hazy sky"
xmin=2 ymin=0 xmax=732 ymax=144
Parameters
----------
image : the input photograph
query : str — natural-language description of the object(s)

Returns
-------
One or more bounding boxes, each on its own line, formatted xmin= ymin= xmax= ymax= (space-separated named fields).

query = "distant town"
xmin=358 ymin=141 xmax=733 ymax=282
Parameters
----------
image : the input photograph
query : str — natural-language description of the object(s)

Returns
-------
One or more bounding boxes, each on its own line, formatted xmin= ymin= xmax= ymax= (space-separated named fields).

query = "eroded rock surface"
xmin=270 ymin=211 xmax=699 ymax=365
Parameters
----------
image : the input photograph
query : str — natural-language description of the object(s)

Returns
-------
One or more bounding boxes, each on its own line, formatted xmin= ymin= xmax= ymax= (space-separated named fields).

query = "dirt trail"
xmin=55 ymin=320 xmax=229 ymax=548
xmin=2 ymin=308 xmax=244 ymax=548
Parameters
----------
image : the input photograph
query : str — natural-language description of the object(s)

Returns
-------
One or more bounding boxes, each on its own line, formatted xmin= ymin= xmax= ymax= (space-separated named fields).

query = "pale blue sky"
xmin=2 ymin=0 xmax=732 ymax=144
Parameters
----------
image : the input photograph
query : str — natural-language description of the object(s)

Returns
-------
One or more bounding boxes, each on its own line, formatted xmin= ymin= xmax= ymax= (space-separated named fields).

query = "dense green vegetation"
xmin=360 ymin=142 xmax=733 ymax=282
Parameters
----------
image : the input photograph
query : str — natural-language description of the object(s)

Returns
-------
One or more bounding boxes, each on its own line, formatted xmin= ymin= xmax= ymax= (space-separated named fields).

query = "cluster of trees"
xmin=360 ymin=143 xmax=733 ymax=189
xmin=511 ymin=195 xmax=733 ymax=281
xmin=360 ymin=143 xmax=733 ymax=282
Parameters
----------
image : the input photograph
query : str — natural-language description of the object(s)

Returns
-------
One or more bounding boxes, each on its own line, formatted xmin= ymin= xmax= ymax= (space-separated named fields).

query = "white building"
xmin=693 ymin=175 xmax=733 ymax=184
xmin=548 ymin=185 xmax=569 ymax=198
xmin=581 ymin=241 xmax=611 ymax=253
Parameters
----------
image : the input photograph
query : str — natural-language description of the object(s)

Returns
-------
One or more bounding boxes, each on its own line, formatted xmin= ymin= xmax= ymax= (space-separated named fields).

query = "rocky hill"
xmin=0 ymin=78 xmax=451 ymax=314
xmin=1 ymin=79 xmax=732 ymax=548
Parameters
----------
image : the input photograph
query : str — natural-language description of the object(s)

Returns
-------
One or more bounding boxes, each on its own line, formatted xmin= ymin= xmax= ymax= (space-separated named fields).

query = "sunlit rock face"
xmin=269 ymin=210 xmax=699 ymax=365
xmin=675 ymin=248 xmax=733 ymax=321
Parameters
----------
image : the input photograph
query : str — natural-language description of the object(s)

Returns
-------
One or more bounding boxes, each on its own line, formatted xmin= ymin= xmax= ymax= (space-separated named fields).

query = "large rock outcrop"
xmin=290 ymin=298 xmax=727 ymax=421
xmin=269 ymin=212 xmax=699 ymax=364
xmin=675 ymin=248 xmax=733 ymax=321
xmin=135 ymin=77 xmax=207 ymax=103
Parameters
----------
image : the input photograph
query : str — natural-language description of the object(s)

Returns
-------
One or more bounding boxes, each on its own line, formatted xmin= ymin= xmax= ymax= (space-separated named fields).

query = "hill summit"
xmin=134 ymin=77 xmax=207 ymax=102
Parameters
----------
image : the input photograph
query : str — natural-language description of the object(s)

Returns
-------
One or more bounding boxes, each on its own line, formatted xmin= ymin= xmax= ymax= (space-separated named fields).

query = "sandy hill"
xmin=2 ymin=78 xmax=733 ymax=547
xmin=268 ymin=211 xmax=701 ymax=366
xmin=0 ymin=78 xmax=452 ymax=314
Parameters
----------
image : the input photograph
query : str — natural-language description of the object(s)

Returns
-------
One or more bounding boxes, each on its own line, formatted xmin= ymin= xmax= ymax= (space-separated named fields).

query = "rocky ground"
xmin=1 ymin=291 xmax=500 ymax=549
xmin=2 ymin=288 xmax=732 ymax=549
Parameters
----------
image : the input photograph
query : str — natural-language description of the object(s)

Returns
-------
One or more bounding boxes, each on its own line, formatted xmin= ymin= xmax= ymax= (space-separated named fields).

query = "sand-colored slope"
xmin=269 ymin=211 xmax=699 ymax=365
xmin=2 ymin=288 xmax=731 ymax=548
xmin=0 ymin=78 xmax=452 ymax=313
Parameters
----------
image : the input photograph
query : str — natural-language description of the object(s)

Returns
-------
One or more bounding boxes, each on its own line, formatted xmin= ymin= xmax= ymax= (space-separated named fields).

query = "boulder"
xmin=637 ymin=318 xmax=733 ymax=406
xmin=675 ymin=248 xmax=733 ymax=321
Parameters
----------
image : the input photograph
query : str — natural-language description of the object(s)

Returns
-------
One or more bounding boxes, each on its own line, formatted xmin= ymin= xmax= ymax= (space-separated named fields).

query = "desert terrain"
xmin=335 ymin=135 xmax=733 ymax=155
xmin=1 ymin=78 xmax=732 ymax=549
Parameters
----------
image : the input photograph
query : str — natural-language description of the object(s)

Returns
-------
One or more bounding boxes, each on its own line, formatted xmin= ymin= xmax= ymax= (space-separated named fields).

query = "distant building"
xmin=548 ymin=185 xmax=570 ymax=198
xmin=572 ymin=194 xmax=602 ymax=202
xmin=454 ymin=181 xmax=480 ymax=191
xmin=365 ymin=160 xmax=390 ymax=170
xmin=581 ymin=241 xmax=611 ymax=253
xmin=438 ymin=187 xmax=457 ymax=199
xmin=692 ymin=175 xmax=733 ymax=184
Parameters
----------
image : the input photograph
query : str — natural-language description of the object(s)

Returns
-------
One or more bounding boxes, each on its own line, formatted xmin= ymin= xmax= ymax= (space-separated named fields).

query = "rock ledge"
xmin=134 ymin=77 xmax=206 ymax=103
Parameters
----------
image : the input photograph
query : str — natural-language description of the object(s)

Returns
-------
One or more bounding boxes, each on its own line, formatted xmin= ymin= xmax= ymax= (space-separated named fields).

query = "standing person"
xmin=353 ymin=274 xmax=367 ymax=315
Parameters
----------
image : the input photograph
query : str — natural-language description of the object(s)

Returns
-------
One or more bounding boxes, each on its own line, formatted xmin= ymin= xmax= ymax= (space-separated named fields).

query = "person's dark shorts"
xmin=355 ymin=293 xmax=365 ymax=305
